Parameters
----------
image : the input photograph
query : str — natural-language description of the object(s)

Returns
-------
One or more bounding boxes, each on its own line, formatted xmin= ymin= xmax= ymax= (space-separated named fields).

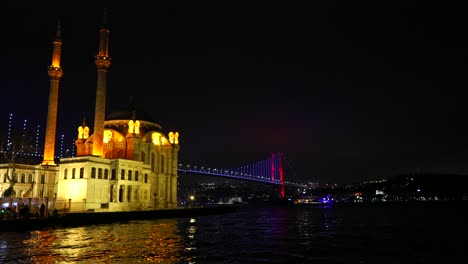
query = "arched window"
xmin=21 ymin=173 xmax=26 ymax=183
xmin=111 ymin=169 xmax=116 ymax=180
xmin=128 ymin=170 xmax=132 ymax=181
xmin=104 ymin=169 xmax=109 ymax=179
xmin=121 ymin=169 xmax=125 ymax=180
xmin=91 ymin=167 xmax=96 ymax=179
xmin=144 ymin=173 xmax=148 ymax=183
xmin=127 ymin=186 xmax=132 ymax=202
xmin=135 ymin=171 xmax=139 ymax=181
xmin=110 ymin=185 xmax=114 ymax=202
xmin=80 ymin=167 xmax=84 ymax=178
xmin=64 ymin=168 xmax=68 ymax=179
xmin=98 ymin=168 xmax=103 ymax=179
xmin=72 ymin=168 xmax=76 ymax=179
xmin=119 ymin=186 xmax=124 ymax=202
xmin=28 ymin=174 xmax=33 ymax=183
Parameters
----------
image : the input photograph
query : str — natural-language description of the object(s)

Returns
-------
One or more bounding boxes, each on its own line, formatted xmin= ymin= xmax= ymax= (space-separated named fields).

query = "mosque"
xmin=0 ymin=14 xmax=180 ymax=212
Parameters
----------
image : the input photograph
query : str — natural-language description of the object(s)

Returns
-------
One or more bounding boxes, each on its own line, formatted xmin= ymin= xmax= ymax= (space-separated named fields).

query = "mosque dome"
xmin=106 ymin=106 xmax=155 ymax=123
xmin=105 ymin=100 xmax=162 ymax=135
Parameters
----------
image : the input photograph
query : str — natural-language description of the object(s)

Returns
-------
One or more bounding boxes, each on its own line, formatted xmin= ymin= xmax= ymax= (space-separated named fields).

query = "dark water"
xmin=1 ymin=202 xmax=467 ymax=263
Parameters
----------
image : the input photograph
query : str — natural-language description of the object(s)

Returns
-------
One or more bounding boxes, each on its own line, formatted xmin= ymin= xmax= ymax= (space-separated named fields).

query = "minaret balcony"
xmin=47 ymin=66 xmax=63 ymax=79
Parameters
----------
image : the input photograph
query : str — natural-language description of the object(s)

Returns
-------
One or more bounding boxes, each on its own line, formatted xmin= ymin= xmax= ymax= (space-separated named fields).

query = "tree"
xmin=3 ymin=186 xmax=16 ymax=197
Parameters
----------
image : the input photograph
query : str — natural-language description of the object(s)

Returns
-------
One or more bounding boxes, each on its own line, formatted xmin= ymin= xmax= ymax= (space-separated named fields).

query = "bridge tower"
xmin=279 ymin=152 xmax=285 ymax=198
xmin=270 ymin=152 xmax=285 ymax=198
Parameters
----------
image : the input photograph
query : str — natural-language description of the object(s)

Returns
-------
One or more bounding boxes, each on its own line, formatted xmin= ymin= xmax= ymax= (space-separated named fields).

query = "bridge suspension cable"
xmin=178 ymin=152 xmax=306 ymax=189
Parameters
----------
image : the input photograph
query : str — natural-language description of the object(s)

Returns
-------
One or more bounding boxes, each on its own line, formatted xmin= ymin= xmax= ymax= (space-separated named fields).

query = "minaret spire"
xmin=42 ymin=19 xmax=63 ymax=166
xmin=56 ymin=19 xmax=61 ymax=38
xmin=92 ymin=9 xmax=112 ymax=157
xmin=101 ymin=8 xmax=108 ymax=28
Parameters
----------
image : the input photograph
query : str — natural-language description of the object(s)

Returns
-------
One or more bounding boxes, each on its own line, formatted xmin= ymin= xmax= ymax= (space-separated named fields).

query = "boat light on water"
xmin=294 ymin=195 xmax=332 ymax=205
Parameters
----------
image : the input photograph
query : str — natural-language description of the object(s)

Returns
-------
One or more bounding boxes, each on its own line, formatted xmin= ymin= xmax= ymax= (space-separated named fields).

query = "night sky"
xmin=1 ymin=3 xmax=466 ymax=184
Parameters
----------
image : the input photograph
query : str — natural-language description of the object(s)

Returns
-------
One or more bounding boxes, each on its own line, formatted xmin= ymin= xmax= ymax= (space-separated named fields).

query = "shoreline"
xmin=0 ymin=205 xmax=239 ymax=232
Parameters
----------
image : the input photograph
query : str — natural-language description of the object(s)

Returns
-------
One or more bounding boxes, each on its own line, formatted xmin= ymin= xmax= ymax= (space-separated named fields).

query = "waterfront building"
xmin=0 ymin=12 xmax=180 ymax=212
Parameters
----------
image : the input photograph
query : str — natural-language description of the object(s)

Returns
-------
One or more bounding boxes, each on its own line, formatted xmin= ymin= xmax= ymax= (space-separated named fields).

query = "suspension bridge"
xmin=178 ymin=152 xmax=306 ymax=198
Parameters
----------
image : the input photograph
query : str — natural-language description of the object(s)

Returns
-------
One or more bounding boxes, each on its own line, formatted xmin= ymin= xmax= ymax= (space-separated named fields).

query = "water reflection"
xmin=142 ymin=219 xmax=187 ymax=263
xmin=1 ymin=206 xmax=463 ymax=263
xmin=1 ymin=232 xmax=33 ymax=264
xmin=23 ymin=229 xmax=58 ymax=263
xmin=17 ymin=218 xmax=196 ymax=263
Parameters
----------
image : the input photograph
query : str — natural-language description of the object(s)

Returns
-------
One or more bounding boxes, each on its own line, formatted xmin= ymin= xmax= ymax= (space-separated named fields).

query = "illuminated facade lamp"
xmin=152 ymin=132 xmax=161 ymax=145
xmin=168 ymin=131 xmax=179 ymax=144
xmin=77 ymin=118 xmax=89 ymax=140
xmin=103 ymin=130 xmax=113 ymax=143
xmin=128 ymin=120 xmax=140 ymax=135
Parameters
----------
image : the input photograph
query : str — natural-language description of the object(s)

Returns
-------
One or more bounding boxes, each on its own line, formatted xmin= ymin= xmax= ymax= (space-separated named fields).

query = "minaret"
xmin=42 ymin=21 xmax=63 ymax=166
xmin=92 ymin=10 xmax=112 ymax=157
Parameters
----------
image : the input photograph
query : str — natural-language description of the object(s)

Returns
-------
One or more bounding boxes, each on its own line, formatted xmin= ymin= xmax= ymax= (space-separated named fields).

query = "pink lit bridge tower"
xmin=271 ymin=152 xmax=285 ymax=198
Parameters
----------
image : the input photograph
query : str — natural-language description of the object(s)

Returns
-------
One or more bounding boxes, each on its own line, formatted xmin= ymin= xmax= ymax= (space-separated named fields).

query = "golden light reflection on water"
xmin=23 ymin=229 xmax=60 ymax=263
xmin=142 ymin=219 xmax=187 ymax=263
xmin=19 ymin=218 xmax=199 ymax=263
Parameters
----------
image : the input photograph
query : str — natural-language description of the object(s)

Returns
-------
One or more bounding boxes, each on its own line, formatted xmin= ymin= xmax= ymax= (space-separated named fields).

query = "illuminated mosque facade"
xmin=0 ymin=14 xmax=180 ymax=212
